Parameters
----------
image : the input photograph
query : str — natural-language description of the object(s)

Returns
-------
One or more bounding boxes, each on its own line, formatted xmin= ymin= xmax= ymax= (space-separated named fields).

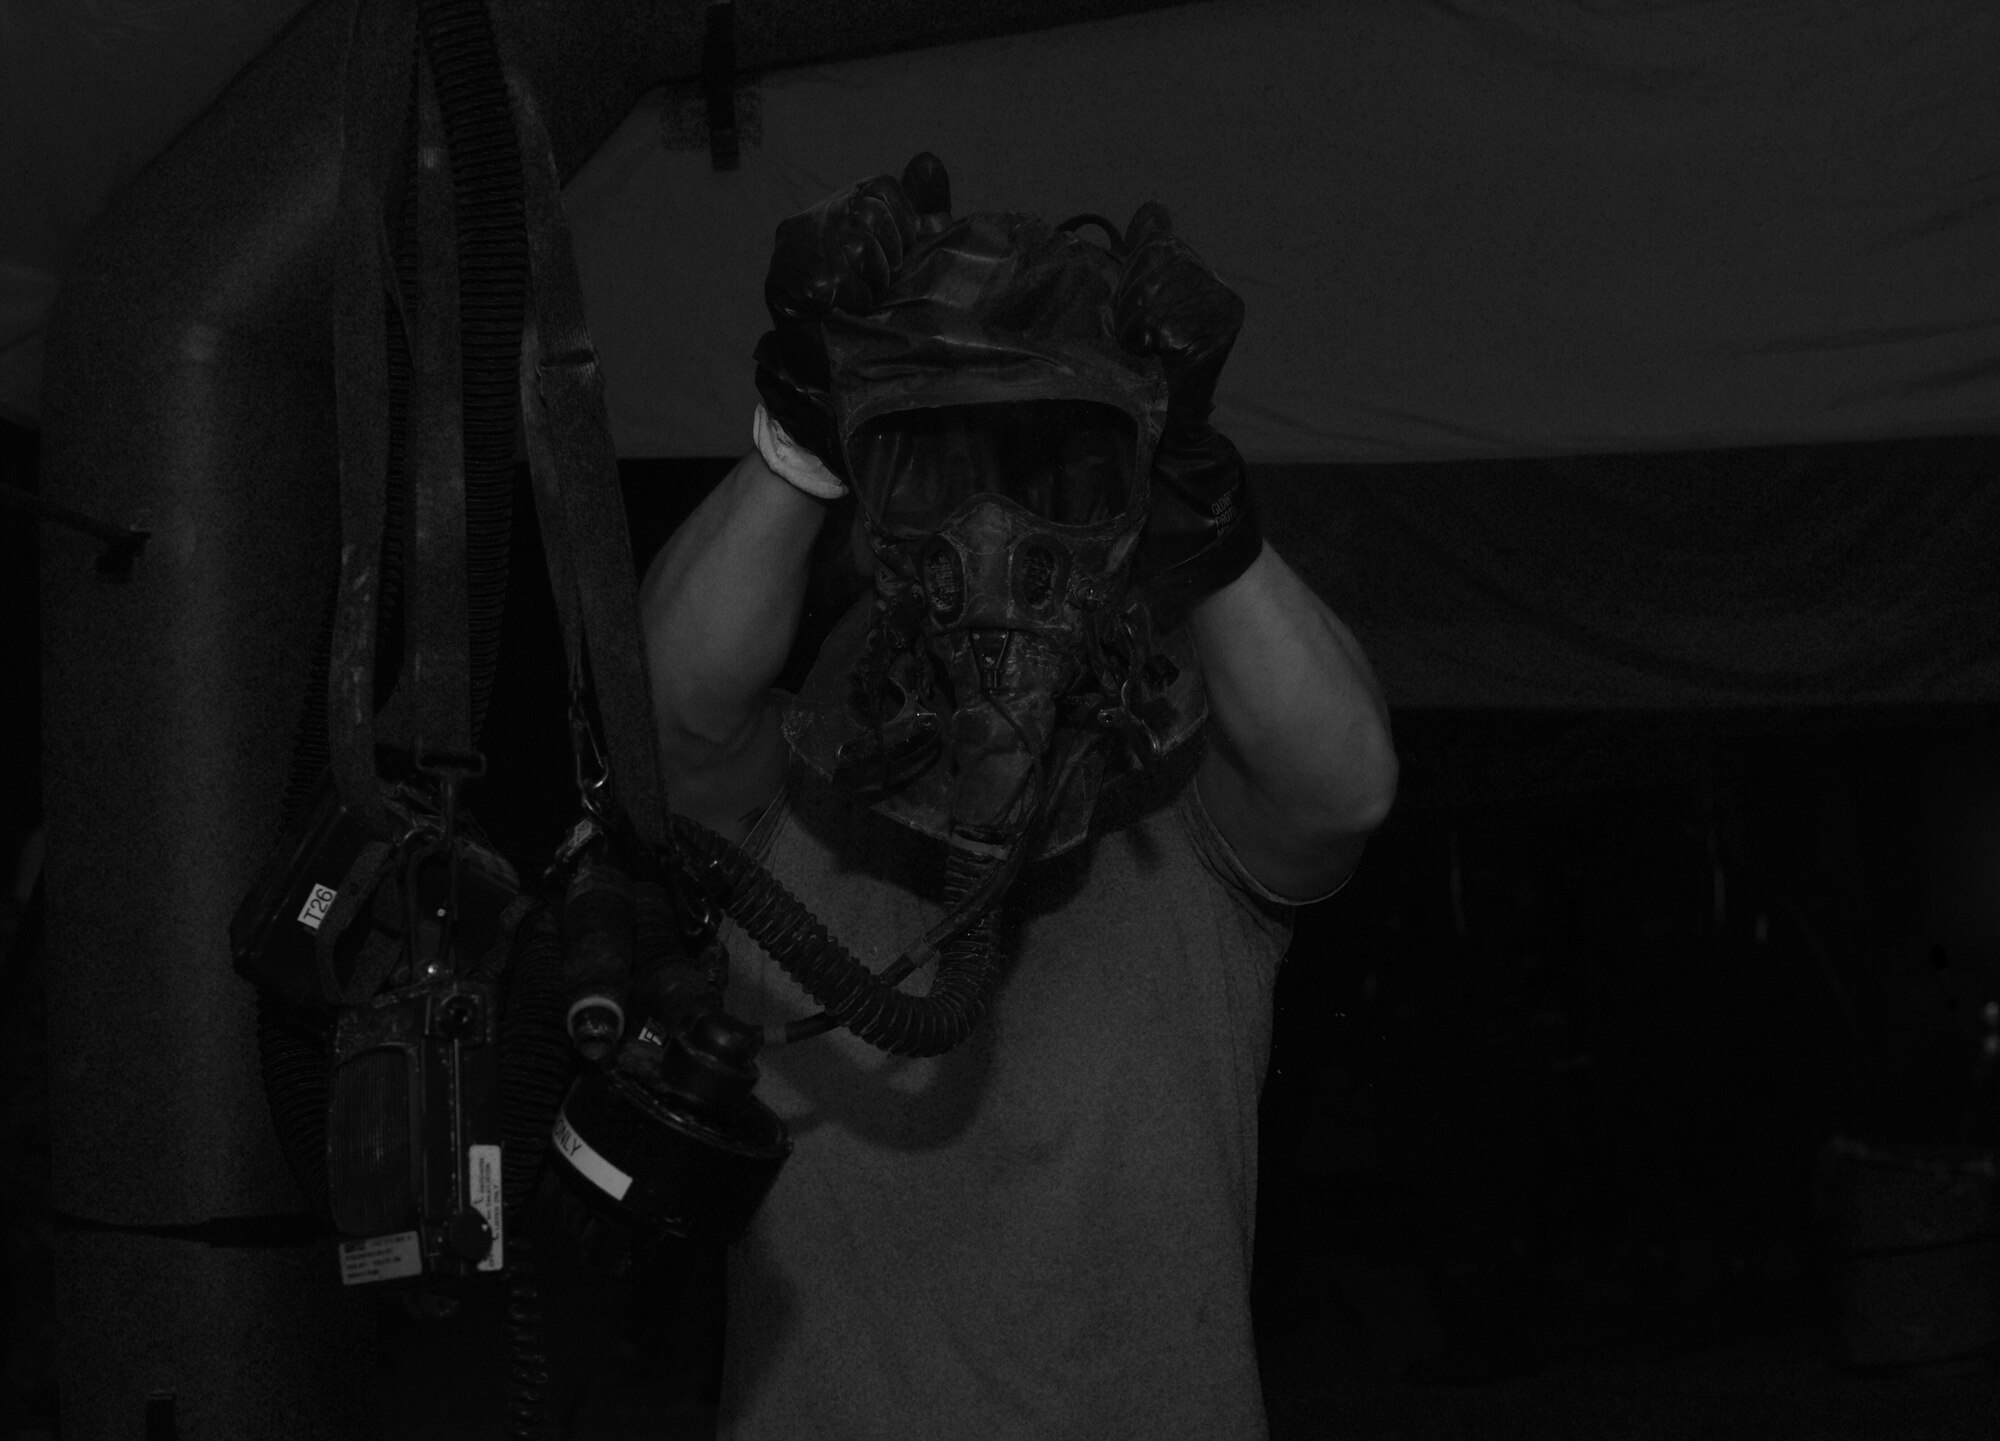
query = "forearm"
xmin=639 ymin=449 xmax=827 ymax=778
xmin=1190 ymin=542 xmax=1398 ymax=836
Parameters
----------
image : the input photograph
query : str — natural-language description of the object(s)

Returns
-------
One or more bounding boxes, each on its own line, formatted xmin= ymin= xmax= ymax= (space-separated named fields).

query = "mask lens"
xmin=848 ymin=400 xmax=1137 ymax=537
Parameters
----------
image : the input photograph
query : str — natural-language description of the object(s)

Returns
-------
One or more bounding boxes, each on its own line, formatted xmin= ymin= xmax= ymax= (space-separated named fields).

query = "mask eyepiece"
xmin=1015 ymin=540 xmax=1058 ymax=608
xmin=920 ymin=537 xmax=964 ymax=622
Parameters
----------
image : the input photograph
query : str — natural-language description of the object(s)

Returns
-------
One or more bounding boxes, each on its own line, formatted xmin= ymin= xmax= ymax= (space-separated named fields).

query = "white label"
xmin=297 ymin=882 xmax=338 ymax=931
xmin=338 ymin=1231 xmax=423 ymax=1286
xmin=468 ymin=1144 xmax=504 ymax=1272
xmin=552 ymin=1108 xmax=632 ymax=1201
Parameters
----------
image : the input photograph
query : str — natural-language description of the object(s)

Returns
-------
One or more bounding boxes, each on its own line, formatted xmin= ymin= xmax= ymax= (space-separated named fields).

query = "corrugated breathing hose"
xmin=415 ymin=0 xmax=525 ymax=740
xmin=499 ymin=905 xmax=567 ymax=1440
xmin=669 ymin=729 xmax=1096 ymax=1057
xmin=670 ymin=814 xmax=1008 ymax=1059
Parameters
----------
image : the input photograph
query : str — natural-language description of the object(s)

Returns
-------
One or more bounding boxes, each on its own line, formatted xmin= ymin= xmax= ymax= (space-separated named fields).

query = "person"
xmin=638 ymin=154 xmax=1397 ymax=1440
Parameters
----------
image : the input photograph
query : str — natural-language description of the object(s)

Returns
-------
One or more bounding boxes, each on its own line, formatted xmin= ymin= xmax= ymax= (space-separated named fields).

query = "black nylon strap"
xmin=507 ymin=71 xmax=670 ymax=851
xmin=378 ymin=50 xmax=472 ymax=760
xmin=312 ymin=837 xmax=402 ymax=1006
xmin=328 ymin=0 xmax=418 ymax=837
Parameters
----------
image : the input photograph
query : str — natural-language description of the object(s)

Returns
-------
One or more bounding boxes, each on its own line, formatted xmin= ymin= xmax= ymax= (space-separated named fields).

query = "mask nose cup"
xmin=970 ymin=629 xmax=1011 ymax=692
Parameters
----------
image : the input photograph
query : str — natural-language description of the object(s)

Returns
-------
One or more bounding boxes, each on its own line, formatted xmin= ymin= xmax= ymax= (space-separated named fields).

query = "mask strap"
xmin=1055 ymin=212 xmax=1126 ymax=256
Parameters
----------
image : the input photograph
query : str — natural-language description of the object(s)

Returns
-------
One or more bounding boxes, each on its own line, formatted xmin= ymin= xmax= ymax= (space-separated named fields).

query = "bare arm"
xmin=1191 ymin=541 xmax=1398 ymax=901
xmin=639 ymin=450 xmax=830 ymax=841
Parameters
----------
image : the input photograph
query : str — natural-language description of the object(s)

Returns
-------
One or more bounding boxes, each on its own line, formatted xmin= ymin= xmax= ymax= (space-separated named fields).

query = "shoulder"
xmin=1085 ymin=732 xmax=1348 ymax=909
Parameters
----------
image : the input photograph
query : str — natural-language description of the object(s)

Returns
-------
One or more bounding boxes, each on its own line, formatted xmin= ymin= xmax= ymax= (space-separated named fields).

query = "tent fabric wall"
xmin=1259 ymin=434 xmax=2000 ymax=710
xmin=560 ymin=0 xmax=2000 ymax=461
xmin=0 ymin=0 xmax=306 ymax=428
xmin=9 ymin=0 xmax=2000 ymax=459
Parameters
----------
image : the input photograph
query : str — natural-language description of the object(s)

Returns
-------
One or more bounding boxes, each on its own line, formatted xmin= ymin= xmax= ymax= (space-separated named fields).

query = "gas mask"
xmin=782 ymin=212 xmax=1207 ymax=862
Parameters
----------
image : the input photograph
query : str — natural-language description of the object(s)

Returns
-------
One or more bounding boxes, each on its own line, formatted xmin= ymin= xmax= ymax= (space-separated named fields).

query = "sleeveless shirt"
xmin=715 ymin=761 xmax=1294 ymax=1441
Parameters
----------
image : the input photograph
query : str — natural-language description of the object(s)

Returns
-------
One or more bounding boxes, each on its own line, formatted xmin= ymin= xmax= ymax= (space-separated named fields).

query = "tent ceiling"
xmin=561 ymin=0 xmax=2000 ymax=461
xmin=20 ymin=1 xmax=2000 ymax=714
xmin=0 ymin=0 xmax=1198 ymax=428
xmin=7 ymin=0 xmax=1999 ymax=458
xmin=700 ymin=0 xmax=1202 ymax=78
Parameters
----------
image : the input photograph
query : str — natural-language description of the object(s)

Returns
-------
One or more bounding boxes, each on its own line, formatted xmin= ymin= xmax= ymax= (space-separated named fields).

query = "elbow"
xmin=1262 ymin=727 xmax=1399 ymax=856
xmin=1360 ymin=731 xmax=1401 ymax=830
xmin=1329 ymin=711 xmax=1400 ymax=838
xmin=1347 ymin=764 xmax=1399 ymax=838
xmin=1219 ymin=703 xmax=1401 ymax=840
xmin=1329 ymin=758 xmax=1397 ymax=844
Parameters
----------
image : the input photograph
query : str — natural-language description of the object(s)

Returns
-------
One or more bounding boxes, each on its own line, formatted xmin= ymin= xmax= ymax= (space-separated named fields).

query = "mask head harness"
xmin=782 ymin=211 xmax=1205 ymax=860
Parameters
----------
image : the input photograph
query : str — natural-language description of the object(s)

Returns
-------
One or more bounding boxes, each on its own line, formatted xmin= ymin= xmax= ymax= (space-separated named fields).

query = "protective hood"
xmin=823 ymin=210 xmax=1170 ymax=506
xmin=783 ymin=210 xmax=1203 ymax=860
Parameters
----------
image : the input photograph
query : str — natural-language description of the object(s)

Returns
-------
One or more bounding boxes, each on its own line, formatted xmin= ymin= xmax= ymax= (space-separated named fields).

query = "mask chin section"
xmin=968 ymin=627 xmax=1011 ymax=693
xmin=935 ymin=629 xmax=1072 ymax=848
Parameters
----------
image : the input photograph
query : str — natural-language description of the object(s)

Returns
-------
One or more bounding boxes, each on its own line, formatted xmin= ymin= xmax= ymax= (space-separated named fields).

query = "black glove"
xmin=753 ymin=154 xmax=953 ymax=479
xmin=1113 ymin=201 xmax=1260 ymax=628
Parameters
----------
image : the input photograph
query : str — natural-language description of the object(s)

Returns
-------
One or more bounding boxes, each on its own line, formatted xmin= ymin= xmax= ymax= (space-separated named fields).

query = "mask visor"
xmin=847 ymin=400 xmax=1138 ymax=537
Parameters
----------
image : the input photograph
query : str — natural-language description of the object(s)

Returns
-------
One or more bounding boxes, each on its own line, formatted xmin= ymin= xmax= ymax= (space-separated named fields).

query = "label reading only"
xmin=552 ymin=1109 xmax=632 ymax=1201
xmin=338 ymin=1231 xmax=422 ymax=1286
xmin=468 ymin=1143 xmax=504 ymax=1272
xmin=297 ymin=882 xmax=338 ymax=931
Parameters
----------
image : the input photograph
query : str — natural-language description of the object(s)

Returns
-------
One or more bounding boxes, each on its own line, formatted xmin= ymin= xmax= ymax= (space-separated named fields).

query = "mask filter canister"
xmin=544 ymin=1007 xmax=789 ymax=1274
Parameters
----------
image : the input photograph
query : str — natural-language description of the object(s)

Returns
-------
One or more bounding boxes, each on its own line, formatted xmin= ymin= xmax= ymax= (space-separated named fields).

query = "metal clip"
xmin=542 ymin=813 xmax=606 ymax=887
xmin=413 ymin=749 xmax=487 ymax=974
xmin=667 ymin=861 xmax=723 ymax=950
xmin=568 ymin=690 xmax=612 ymax=825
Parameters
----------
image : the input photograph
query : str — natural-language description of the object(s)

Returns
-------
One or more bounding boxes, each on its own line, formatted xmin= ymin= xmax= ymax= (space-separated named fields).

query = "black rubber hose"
xmin=416 ymin=0 xmax=526 ymax=742
xmin=503 ymin=1227 xmax=552 ymax=1441
xmin=252 ymin=986 xmax=334 ymax=1226
xmin=499 ymin=901 xmax=571 ymax=1216
xmin=258 ymin=585 xmax=346 ymax=1218
xmin=496 ymin=902 xmax=567 ymax=1441
xmin=671 ymin=815 xmax=1006 ymax=1059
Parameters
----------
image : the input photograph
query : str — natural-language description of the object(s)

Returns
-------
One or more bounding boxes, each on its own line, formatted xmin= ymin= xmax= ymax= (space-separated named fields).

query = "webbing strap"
xmin=311 ymin=838 xmax=403 ymax=1006
xmin=332 ymin=0 xmax=481 ymax=838
xmin=328 ymin=0 xmax=419 ymax=837
xmin=507 ymin=70 xmax=670 ymax=851
xmin=377 ymin=49 xmax=472 ymax=760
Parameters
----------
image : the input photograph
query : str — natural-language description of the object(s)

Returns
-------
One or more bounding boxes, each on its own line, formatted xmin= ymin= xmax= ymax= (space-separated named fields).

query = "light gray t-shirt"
xmin=716 ymin=760 xmax=1294 ymax=1441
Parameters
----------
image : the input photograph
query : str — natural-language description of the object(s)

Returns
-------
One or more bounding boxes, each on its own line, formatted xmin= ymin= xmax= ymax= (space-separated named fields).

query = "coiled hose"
xmin=253 ymin=989 xmax=334 ymax=1226
xmin=671 ymin=724 xmax=1096 ymax=1056
xmin=498 ymin=902 xmax=569 ymax=1441
xmin=414 ymin=0 xmax=526 ymax=740
xmin=672 ymin=814 xmax=1007 ymax=1059
xmin=501 ymin=1228 xmax=551 ymax=1441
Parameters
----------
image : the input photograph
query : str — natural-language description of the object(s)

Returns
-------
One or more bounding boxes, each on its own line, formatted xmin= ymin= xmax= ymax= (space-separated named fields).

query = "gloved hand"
xmin=1113 ymin=201 xmax=1261 ymax=628
xmin=753 ymin=153 xmax=953 ymax=481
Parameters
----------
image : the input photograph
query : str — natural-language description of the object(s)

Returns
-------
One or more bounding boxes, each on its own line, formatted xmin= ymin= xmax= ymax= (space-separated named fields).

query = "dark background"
xmin=7 ymin=423 xmax=1999 ymax=1434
